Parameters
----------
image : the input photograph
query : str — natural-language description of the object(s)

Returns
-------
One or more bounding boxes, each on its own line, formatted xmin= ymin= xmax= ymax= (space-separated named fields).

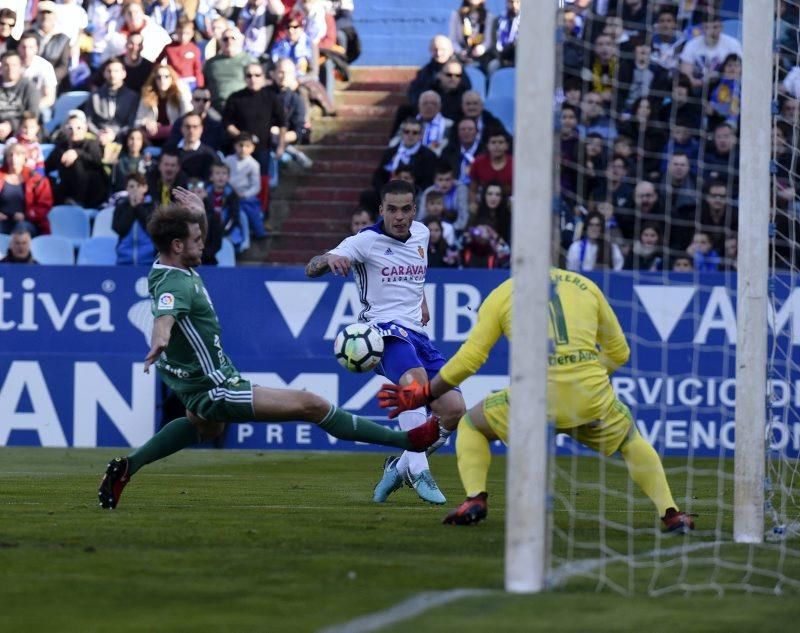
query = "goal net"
xmin=509 ymin=0 xmax=800 ymax=595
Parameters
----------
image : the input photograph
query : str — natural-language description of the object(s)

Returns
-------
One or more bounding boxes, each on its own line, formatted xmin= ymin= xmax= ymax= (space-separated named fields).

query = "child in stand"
xmin=419 ymin=189 xmax=457 ymax=249
xmin=8 ymin=112 xmax=45 ymax=174
xmin=686 ymin=230 xmax=720 ymax=272
xmin=420 ymin=163 xmax=470 ymax=232
xmin=207 ymin=162 xmax=244 ymax=251
xmin=225 ymin=132 xmax=267 ymax=240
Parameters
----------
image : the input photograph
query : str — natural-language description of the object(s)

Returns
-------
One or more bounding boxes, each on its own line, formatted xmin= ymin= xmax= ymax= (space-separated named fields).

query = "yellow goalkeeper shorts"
xmin=481 ymin=387 xmax=634 ymax=456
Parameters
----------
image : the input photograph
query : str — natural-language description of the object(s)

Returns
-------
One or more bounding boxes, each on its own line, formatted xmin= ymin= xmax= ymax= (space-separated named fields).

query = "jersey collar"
xmin=152 ymin=259 xmax=195 ymax=276
xmin=362 ymin=218 xmax=412 ymax=244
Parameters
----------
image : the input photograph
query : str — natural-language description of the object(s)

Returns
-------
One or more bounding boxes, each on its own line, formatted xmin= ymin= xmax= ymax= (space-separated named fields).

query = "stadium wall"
xmin=0 ymin=267 xmax=797 ymax=457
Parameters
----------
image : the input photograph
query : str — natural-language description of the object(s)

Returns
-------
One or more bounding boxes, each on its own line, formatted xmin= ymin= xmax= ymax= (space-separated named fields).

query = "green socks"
xmin=127 ymin=417 xmax=199 ymax=476
xmin=318 ymin=406 xmax=415 ymax=450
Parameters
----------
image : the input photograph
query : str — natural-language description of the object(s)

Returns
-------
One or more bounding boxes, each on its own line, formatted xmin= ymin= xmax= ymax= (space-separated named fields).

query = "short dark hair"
xmin=210 ymin=161 xmax=229 ymax=173
xmin=19 ymin=30 xmax=40 ymax=46
xmin=147 ymin=204 xmax=203 ymax=254
xmin=561 ymin=103 xmax=580 ymax=118
xmin=426 ymin=190 xmax=444 ymax=204
xmin=434 ymin=161 xmax=454 ymax=177
xmin=401 ymin=117 xmax=422 ymax=130
xmin=380 ymin=179 xmax=416 ymax=202
xmin=159 ymin=147 xmax=181 ymax=163
xmin=486 ymin=127 xmax=509 ymax=142
xmin=0 ymin=49 xmax=20 ymax=63
xmin=0 ymin=8 xmax=15 ymax=24
xmin=126 ymin=172 xmax=147 ymax=186
xmin=11 ymin=224 xmax=31 ymax=237
xmin=656 ymin=5 xmax=678 ymax=19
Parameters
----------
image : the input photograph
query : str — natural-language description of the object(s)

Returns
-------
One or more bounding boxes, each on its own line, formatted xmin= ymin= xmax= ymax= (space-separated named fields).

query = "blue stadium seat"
xmin=722 ymin=19 xmax=742 ymax=40
xmin=144 ymin=146 xmax=162 ymax=160
xmin=216 ymin=238 xmax=236 ymax=267
xmin=484 ymin=96 xmax=515 ymax=133
xmin=77 ymin=236 xmax=118 ymax=265
xmin=487 ymin=67 xmax=516 ymax=101
xmin=40 ymin=143 xmax=56 ymax=161
xmin=48 ymin=205 xmax=91 ymax=248
xmin=92 ymin=208 xmax=117 ymax=237
xmin=239 ymin=211 xmax=251 ymax=252
xmin=45 ymin=91 xmax=90 ymax=135
xmin=464 ymin=65 xmax=487 ymax=100
xmin=31 ymin=235 xmax=75 ymax=264
xmin=0 ymin=232 xmax=10 ymax=256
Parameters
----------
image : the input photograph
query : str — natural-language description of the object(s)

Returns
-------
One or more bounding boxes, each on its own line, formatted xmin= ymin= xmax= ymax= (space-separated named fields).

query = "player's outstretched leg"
xmin=98 ymin=416 xmax=201 ymax=510
xmin=372 ymin=456 xmax=404 ymax=503
xmin=618 ymin=427 xmax=695 ymax=534
xmin=394 ymin=408 xmax=446 ymax=504
xmin=443 ymin=412 xmax=493 ymax=525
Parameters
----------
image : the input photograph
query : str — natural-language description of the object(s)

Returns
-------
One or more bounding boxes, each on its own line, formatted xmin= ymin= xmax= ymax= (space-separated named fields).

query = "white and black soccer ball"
xmin=334 ymin=324 xmax=384 ymax=373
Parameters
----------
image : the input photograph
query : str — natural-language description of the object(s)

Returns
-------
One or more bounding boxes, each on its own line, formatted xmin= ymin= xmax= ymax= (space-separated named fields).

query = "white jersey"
xmin=329 ymin=220 xmax=430 ymax=333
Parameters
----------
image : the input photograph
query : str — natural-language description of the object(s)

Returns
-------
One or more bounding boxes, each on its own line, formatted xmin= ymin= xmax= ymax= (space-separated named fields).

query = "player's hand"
xmin=143 ymin=343 xmax=166 ymax=374
xmin=327 ymin=254 xmax=351 ymax=276
xmin=421 ymin=301 xmax=430 ymax=326
xmin=173 ymin=186 xmax=206 ymax=215
xmin=377 ymin=380 xmax=431 ymax=419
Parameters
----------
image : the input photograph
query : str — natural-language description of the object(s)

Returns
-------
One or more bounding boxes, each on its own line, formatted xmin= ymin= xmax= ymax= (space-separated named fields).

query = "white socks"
xmin=394 ymin=407 xmax=429 ymax=479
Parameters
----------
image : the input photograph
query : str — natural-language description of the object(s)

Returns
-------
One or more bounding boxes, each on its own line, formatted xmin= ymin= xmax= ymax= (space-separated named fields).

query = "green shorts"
xmin=179 ymin=375 xmax=256 ymax=423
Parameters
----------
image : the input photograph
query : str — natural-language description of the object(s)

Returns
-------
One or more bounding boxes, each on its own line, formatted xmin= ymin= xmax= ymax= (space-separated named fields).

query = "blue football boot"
xmin=410 ymin=469 xmax=446 ymax=505
xmin=372 ymin=456 xmax=403 ymax=502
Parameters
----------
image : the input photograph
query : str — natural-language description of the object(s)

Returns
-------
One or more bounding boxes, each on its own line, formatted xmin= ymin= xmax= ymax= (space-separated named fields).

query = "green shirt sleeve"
xmin=151 ymin=272 xmax=193 ymax=320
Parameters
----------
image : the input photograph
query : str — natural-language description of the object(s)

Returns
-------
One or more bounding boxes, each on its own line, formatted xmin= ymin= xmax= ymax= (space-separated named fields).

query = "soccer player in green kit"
xmin=98 ymin=188 xmax=440 ymax=509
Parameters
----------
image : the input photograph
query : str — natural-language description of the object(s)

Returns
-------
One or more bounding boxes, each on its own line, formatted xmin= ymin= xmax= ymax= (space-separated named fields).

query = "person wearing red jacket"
xmin=160 ymin=16 xmax=204 ymax=91
xmin=0 ymin=142 xmax=53 ymax=235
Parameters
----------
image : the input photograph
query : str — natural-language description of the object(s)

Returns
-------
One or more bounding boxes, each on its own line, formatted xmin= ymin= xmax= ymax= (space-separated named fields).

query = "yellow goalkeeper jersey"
xmin=438 ymin=269 xmax=630 ymax=428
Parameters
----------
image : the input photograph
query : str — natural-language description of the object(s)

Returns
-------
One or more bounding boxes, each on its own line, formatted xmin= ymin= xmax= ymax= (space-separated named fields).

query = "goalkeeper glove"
xmin=377 ymin=380 xmax=432 ymax=419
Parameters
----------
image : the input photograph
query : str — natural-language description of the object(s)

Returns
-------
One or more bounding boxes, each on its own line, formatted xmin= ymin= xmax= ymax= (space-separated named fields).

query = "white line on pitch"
xmin=318 ymin=589 xmax=496 ymax=633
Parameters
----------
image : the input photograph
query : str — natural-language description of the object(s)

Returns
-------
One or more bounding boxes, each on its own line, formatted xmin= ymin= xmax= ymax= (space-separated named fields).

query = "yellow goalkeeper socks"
xmin=619 ymin=431 xmax=678 ymax=517
xmin=456 ymin=414 xmax=492 ymax=497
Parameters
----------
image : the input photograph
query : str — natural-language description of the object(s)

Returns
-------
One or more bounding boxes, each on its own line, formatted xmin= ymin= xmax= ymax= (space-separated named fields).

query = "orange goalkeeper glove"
xmin=377 ymin=380 xmax=432 ymax=419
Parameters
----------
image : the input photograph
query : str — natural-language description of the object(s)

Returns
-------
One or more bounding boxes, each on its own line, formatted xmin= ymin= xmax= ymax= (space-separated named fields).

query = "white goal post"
xmin=733 ymin=0 xmax=773 ymax=544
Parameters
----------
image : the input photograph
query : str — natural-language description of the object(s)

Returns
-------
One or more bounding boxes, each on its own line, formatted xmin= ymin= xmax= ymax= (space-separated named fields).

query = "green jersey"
xmin=148 ymin=261 xmax=238 ymax=394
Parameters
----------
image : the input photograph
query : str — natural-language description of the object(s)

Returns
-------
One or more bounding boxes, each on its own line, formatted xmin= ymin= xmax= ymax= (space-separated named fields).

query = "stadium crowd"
xmin=0 ymin=0 xmax=797 ymax=274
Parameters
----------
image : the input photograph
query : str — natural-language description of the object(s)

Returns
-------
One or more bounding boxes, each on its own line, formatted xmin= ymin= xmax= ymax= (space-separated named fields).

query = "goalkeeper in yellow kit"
xmin=378 ymin=269 xmax=695 ymax=533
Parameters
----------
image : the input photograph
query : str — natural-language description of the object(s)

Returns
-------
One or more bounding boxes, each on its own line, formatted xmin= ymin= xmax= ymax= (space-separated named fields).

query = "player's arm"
xmin=421 ymin=293 xmax=430 ymax=326
xmin=144 ymin=315 xmax=176 ymax=373
xmin=594 ymin=285 xmax=630 ymax=374
xmin=306 ymin=232 xmax=371 ymax=278
xmin=305 ymin=252 xmax=351 ymax=277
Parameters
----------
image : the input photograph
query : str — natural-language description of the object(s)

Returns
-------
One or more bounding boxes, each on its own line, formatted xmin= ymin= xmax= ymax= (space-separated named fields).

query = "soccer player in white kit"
xmin=306 ymin=179 xmax=466 ymax=504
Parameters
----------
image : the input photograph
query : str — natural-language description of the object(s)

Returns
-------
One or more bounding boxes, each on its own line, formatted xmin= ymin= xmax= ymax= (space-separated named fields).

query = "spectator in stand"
xmin=434 ymin=59 xmax=471 ymax=122
xmin=424 ymin=217 xmax=459 ymax=268
xmin=270 ymin=11 xmax=314 ymax=75
xmin=419 ymin=162 xmax=469 ymax=232
xmin=617 ymin=37 xmax=667 ymax=116
xmin=0 ymin=143 xmax=53 ymax=236
xmin=560 ymin=103 xmax=580 ymax=207
xmin=679 ymin=11 xmax=742 ymax=90
xmin=105 ymin=0 xmax=172 ymax=64
xmin=372 ymin=118 xmax=438 ymax=192
xmin=468 ymin=128 xmax=512 ymax=211
xmin=166 ymin=112 xmax=218 ymax=180
xmin=783 ymin=65 xmax=800 ymax=100
xmin=441 ymin=117 xmax=483 ymax=186
xmin=349 ymin=208 xmax=372 ymax=235
xmin=185 ymin=177 xmax=224 ymax=265
xmin=671 ymin=254 xmax=694 ymax=272
xmin=239 ymin=0 xmax=285 ymax=60
xmin=1 ymin=225 xmax=36 ymax=263
xmin=0 ymin=50 xmax=39 ymax=131
xmin=581 ymin=31 xmax=618 ymax=106
xmin=661 ymin=151 xmax=698 ymax=252
xmin=408 ymin=35 xmax=461 ymax=108
xmin=225 ymin=132 xmax=267 ymax=240
xmin=122 ymin=32 xmax=154 ymax=94
xmin=419 ymin=191 xmax=457 ymax=247
xmin=146 ymin=147 xmax=188 ymax=207
xmin=202 ymin=16 xmax=229 ymax=63
xmin=624 ymin=222 xmax=663 ymax=271
xmin=657 ymin=72 xmax=702 ymax=130
xmin=721 ymin=233 xmax=738 ymax=272
xmin=207 ymin=161 xmax=244 ymax=251
xmin=0 ymin=8 xmax=18 ymax=57
xmin=686 ymin=230 xmax=720 ymax=272
xmin=161 ymin=16 xmax=205 ymax=92
xmin=660 ymin=115 xmax=700 ymax=175
xmin=589 ymin=155 xmax=634 ymax=216
xmin=45 ymin=111 xmax=108 ymax=208
xmin=706 ymin=53 xmax=742 ymax=128
xmin=489 ymin=0 xmax=519 ymax=73
xmin=449 ymin=0 xmax=495 ymax=69
xmin=113 ymin=172 xmax=156 ymax=265
xmin=458 ymin=90 xmax=506 ymax=143
xmin=85 ymin=58 xmax=140 ymax=144
xmin=577 ymin=90 xmax=617 ymax=140
xmin=575 ymin=132 xmax=605 ymax=203
xmin=223 ymin=62 xmax=287 ymax=204
xmin=111 ymin=127 xmax=149 ymax=192
xmin=616 ymin=0 xmax=650 ymax=36
xmin=700 ymin=180 xmax=737 ymax=253
xmin=566 ymin=211 xmax=624 ymax=272
xmin=472 ymin=180 xmax=511 ymax=244
xmin=650 ymin=4 xmax=686 ymax=78
xmin=146 ymin=0 xmax=181 ymax=36
xmin=619 ymin=96 xmax=665 ymax=181
xmin=415 ymin=91 xmax=452 ymax=155
xmin=205 ymin=27 xmax=257 ymax=113
xmin=86 ymin=0 xmax=122 ymax=70
xmin=703 ymin=121 xmax=739 ymax=189
xmin=461 ymin=224 xmax=509 ymax=269
xmin=778 ymin=95 xmax=799 ymax=126
xmin=34 ymin=3 xmax=70 ymax=89
xmin=136 ymin=64 xmax=192 ymax=146
xmin=624 ymin=179 xmax=662 ymax=243
xmin=271 ymin=58 xmax=312 ymax=168
xmin=168 ymin=87 xmax=225 ymax=150
xmin=7 ymin=112 xmax=44 ymax=174
xmin=18 ymin=31 xmax=57 ymax=115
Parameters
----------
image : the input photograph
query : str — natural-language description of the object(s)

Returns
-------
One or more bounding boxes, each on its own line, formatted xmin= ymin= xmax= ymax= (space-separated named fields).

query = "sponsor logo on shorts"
xmin=157 ymin=293 xmax=175 ymax=310
xmin=398 ymin=327 xmax=408 ymax=337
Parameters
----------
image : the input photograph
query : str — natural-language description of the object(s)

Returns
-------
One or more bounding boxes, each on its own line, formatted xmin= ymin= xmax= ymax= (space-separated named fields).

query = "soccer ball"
xmin=334 ymin=324 xmax=384 ymax=373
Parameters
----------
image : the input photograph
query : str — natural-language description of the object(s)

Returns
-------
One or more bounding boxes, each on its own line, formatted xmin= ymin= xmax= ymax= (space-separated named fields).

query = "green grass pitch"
xmin=1 ymin=447 xmax=799 ymax=632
